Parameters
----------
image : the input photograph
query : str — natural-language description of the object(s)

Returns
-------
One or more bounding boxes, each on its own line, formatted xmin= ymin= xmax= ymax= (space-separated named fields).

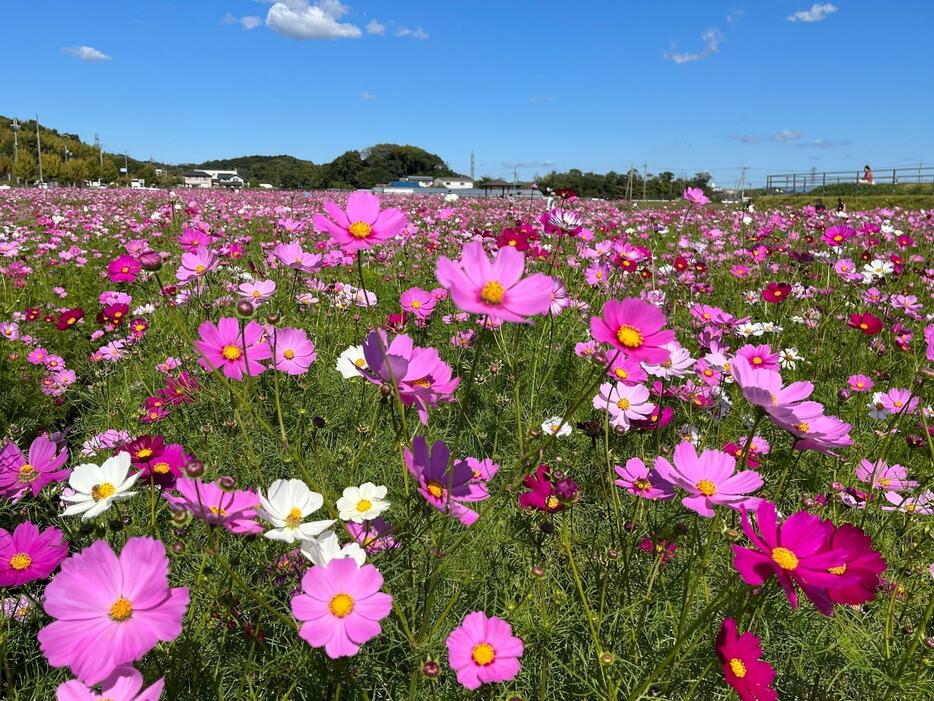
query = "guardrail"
xmin=765 ymin=166 xmax=934 ymax=193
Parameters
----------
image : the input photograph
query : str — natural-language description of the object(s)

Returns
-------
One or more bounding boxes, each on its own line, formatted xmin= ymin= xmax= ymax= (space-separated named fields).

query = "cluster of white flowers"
xmin=734 ymin=321 xmax=783 ymax=338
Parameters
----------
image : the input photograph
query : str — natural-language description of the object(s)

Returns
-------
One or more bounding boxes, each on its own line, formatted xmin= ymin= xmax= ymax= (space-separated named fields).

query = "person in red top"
xmin=863 ymin=165 xmax=874 ymax=184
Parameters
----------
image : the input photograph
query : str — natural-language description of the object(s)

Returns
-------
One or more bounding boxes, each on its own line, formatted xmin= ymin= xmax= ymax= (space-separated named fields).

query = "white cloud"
xmin=772 ymin=129 xmax=804 ymax=142
xmin=63 ymin=46 xmax=111 ymax=62
xmin=786 ymin=3 xmax=837 ymax=23
xmin=240 ymin=16 xmax=262 ymax=30
xmin=366 ymin=19 xmax=385 ymax=35
xmin=726 ymin=8 xmax=745 ymax=27
xmin=729 ymin=134 xmax=763 ymax=144
xmin=265 ymin=0 xmax=362 ymax=40
xmin=396 ymin=26 xmax=429 ymax=40
xmin=665 ymin=28 xmax=723 ymax=64
xmin=360 ymin=91 xmax=376 ymax=100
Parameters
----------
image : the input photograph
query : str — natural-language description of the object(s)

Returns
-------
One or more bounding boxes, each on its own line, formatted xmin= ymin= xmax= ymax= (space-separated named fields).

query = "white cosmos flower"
xmin=868 ymin=393 xmax=891 ymax=420
xmin=642 ymin=342 xmax=695 ymax=379
xmin=862 ymin=259 xmax=894 ymax=283
xmin=61 ymin=452 xmax=140 ymax=520
xmin=299 ymin=530 xmax=366 ymax=567
xmin=257 ymin=478 xmax=334 ymax=543
xmin=336 ymin=482 xmax=390 ymax=523
xmin=336 ymin=344 xmax=367 ymax=379
xmin=541 ymin=416 xmax=572 ymax=437
xmin=779 ymin=347 xmax=803 ymax=370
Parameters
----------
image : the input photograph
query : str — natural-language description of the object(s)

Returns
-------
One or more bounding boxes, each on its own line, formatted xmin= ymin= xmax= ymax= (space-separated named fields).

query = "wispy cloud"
xmin=360 ymin=91 xmax=376 ymax=100
xmin=726 ymin=8 xmax=745 ymax=27
xmin=63 ymin=46 xmax=111 ymax=62
xmin=772 ymin=129 xmax=804 ymax=143
xmin=223 ymin=13 xmax=262 ymax=30
xmin=728 ymin=134 xmax=763 ymax=144
xmin=786 ymin=3 xmax=837 ymax=23
xmin=265 ymin=0 xmax=362 ymax=40
xmin=395 ymin=26 xmax=429 ymax=40
xmin=366 ymin=19 xmax=385 ymax=35
xmin=665 ymin=28 xmax=723 ymax=64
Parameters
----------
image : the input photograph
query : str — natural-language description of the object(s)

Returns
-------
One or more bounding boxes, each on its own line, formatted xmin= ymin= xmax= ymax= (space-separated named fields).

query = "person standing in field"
xmin=861 ymin=165 xmax=874 ymax=185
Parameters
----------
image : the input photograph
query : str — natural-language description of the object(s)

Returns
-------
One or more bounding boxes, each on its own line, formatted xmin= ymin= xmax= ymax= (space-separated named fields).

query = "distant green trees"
xmin=536 ymin=168 xmax=713 ymax=200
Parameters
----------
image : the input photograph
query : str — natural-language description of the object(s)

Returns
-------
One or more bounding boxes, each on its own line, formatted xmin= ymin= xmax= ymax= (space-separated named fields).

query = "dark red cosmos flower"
xmin=99 ymin=303 xmax=129 ymax=328
xmin=723 ymin=441 xmax=761 ymax=469
xmin=496 ymin=228 xmax=530 ymax=251
xmin=824 ymin=524 xmax=886 ymax=605
xmin=519 ymin=465 xmax=563 ymax=513
xmin=157 ymin=372 xmax=200 ymax=406
xmin=639 ymin=536 xmax=677 ymax=563
xmin=55 ymin=308 xmax=84 ymax=331
xmin=129 ymin=317 xmax=149 ymax=337
xmin=716 ymin=618 xmax=777 ymax=701
xmin=24 ymin=307 xmax=41 ymax=322
xmin=848 ymin=312 xmax=883 ymax=335
xmin=761 ymin=282 xmax=791 ymax=304
xmin=674 ymin=256 xmax=690 ymax=272
xmin=123 ymin=434 xmax=167 ymax=468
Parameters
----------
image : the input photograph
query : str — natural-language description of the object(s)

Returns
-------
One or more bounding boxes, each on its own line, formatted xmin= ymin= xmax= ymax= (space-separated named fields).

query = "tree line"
xmin=536 ymin=168 xmax=713 ymax=200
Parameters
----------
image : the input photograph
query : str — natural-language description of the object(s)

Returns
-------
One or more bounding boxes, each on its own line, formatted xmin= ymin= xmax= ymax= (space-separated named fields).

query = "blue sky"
xmin=3 ymin=1 xmax=932 ymax=185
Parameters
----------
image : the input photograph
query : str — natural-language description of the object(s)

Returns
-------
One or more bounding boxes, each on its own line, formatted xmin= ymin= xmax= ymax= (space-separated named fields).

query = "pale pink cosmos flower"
xmin=399 ymin=287 xmax=437 ymax=320
xmin=271 ymin=327 xmax=317 ymax=375
xmin=614 ymin=458 xmax=674 ymax=501
xmin=55 ymin=666 xmax=164 ymax=701
xmin=175 ymin=245 xmax=217 ymax=283
xmin=272 ymin=242 xmax=321 ymax=272
xmin=653 ymin=441 xmax=763 ymax=518
xmin=593 ymin=382 xmax=655 ymax=431
xmin=313 ymin=191 xmax=407 ymax=254
xmin=435 ymin=240 xmax=553 ymax=323
xmin=238 ymin=280 xmax=276 ymax=305
xmin=856 ymin=459 xmax=917 ymax=491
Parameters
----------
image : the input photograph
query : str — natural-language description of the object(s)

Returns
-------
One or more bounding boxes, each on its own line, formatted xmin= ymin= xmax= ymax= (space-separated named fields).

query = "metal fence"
xmin=765 ymin=166 xmax=934 ymax=193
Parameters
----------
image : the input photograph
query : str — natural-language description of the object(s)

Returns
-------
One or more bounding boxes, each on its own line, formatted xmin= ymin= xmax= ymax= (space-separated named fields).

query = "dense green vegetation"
xmin=536 ymin=168 xmax=714 ymax=200
xmin=756 ymin=194 xmax=934 ymax=209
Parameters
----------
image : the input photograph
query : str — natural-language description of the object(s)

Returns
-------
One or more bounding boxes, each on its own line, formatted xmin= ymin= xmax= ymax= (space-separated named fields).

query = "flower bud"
xmin=421 ymin=660 xmax=440 ymax=679
xmin=219 ymin=476 xmax=237 ymax=492
xmin=236 ymin=301 xmax=255 ymax=318
xmin=184 ymin=460 xmax=205 ymax=478
xmin=138 ymin=250 xmax=162 ymax=271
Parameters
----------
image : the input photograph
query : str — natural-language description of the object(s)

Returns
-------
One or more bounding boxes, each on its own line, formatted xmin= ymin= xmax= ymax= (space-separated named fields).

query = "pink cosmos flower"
xmin=107 ymin=255 xmax=142 ymax=284
xmin=175 ymin=246 xmax=217 ymax=283
xmin=0 ymin=521 xmax=68 ymax=586
xmin=605 ymin=354 xmax=648 ymax=385
xmin=734 ymin=344 xmax=779 ymax=371
xmin=0 ymin=433 xmax=70 ymax=501
xmin=313 ymin=191 xmax=407 ymax=253
xmin=761 ymin=282 xmax=791 ymax=304
xmin=291 ymin=557 xmax=392 ymax=658
xmin=446 ymin=611 xmax=524 ymax=691
xmin=399 ymin=287 xmax=436 ymax=320
xmin=272 ymin=242 xmax=321 ymax=273
xmin=855 ymin=459 xmax=917 ymax=491
xmin=822 ymin=224 xmax=856 ymax=247
xmin=164 ymin=477 xmax=262 ymax=535
xmin=435 ymin=240 xmax=553 ymax=323
xmin=56 ymin=666 xmax=164 ymax=701
xmin=614 ymin=458 xmax=673 ymax=500
xmin=271 ymin=327 xmax=317 ymax=375
xmin=825 ymin=524 xmax=886 ymax=606
xmin=590 ymin=298 xmax=675 ymax=363
xmin=194 ymin=317 xmax=271 ymax=380
xmin=404 ymin=436 xmax=487 ymax=526
xmin=877 ymin=388 xmax=918 ymax=415
xmin=882 ymin=490 xmax=934 ymax=515
xmin=519 ymin=465 xmax=564 ymax=513
xmin=847 ymin=374 xmax=874 ymax=393
xmin=38 ymin=537 xmax=189 ymax=685
xmin=683 ymin=187 xmax=709 ymax=206
xmin=716 ymin=618 xmax=777 ymax=701
xmin=593 ymin=382 xmax=655 ymax=431
xmin=238 ymin=280 xmax=276 ymax=305
xmin=653 ymin=442 xmax=763 ymax=518
xmin=732 ymin=500 xmax=857 ymax=615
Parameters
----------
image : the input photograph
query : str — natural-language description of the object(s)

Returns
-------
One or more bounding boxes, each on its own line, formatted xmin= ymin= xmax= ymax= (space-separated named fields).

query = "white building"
xmin=433 ymin=176 xmax=474 ymax=189
xmin=182 ymin=169 xmax=245 ymax=189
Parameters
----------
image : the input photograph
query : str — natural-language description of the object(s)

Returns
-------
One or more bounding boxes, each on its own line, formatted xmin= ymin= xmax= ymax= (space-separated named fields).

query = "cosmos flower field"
xmin=0 ymin=186 xmax=932 ymax=700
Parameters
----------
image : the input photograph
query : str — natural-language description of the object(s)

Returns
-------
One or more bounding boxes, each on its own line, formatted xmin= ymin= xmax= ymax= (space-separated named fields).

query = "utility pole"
xmin=739 ymin=165 xmax=748 ymax=201
xmin=95 ymin=132 xmax=103 ymax=169
xmin=642 ymin=162 xmax=648 ymax=201
xmin=469 ymin=150 xmax=475 ymax=181
xmin=10 ymin=119 xmax=18 ymax=184
xmin=35 ymin=115 xmax=44 ymax=184
xmin=625 ymin=162 xmax=633 ymax=201
xmin=513 ymin=163 xmax=518 ymax=184
xmin=124 ymin=153 xmax=129 ymax=187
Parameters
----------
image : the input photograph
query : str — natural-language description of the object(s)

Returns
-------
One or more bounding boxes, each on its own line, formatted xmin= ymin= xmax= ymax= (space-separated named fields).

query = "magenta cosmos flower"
xmin=0 ymin=433 xmax=70 ymax=501
xmin=446 ymin=610 xmax=524 ymax=691
xmin=404 ymin=436 xmax=487 ymax=526
xmin=435 ymin=240 xmax=553 ymax=323
xmin=653 ymin=441 xmax=762 ymax=518
xmin=271 ymin=327 xmax=317 ymax=375
xmin=0 ymin=521 xmax=68 ymax=586
xmin=716 ymin=618 xmax=777 ymax=701
xmin=56 ymin=666 xmax=164 ymax=701
xmin=614 ymin=457 xmax=673 ymax=501
xmin=194 ymin=317 xmax=271 ymax=380
xmin=399 ymin=286 xmax=437 ymax=320
xmin=519 ymin=465 xmax=564 ymax=513
xmin=38 ymin=537 xmax=190 ymax=685
xmin=590 ymin=298 xmax=675 ymax=363
xmin=312 ymin=191 xmax=407 ymax=253
xmin=825 ymin=524 xmax=886 ymax=606
xmin=107 ymin=255 xmax=142 ymax=284
xmin=164 ymin=477 xmax=262 ymax=535
xmin=291 ymin=557 xmax=392 ymax=658
xmin=732 ymin=500 xmax=858 ymax=615
xmin=175 ymin=245 xmax=217 ymax=283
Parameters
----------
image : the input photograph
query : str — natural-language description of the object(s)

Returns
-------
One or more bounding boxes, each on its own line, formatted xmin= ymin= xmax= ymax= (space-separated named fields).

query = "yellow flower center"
xmin=152 ymin=462 xmax=171 ymax=474
xmin=878 ymin=477 xmax=891 ymax=487
xmin=771 ymin=547 xmax=798 ymax=571
xmin=480 ymin=280 xmax=505 ymax=304
xmin=633 ymin=478 xmax=652 ymax=492
xmin=356 ymin=499 xmax=372 ymax=513
xmin=91 ymin=483 xmax=116 ymax=501
xmin=252 ymin=289 xmax=261 ymax=298
xmin=195 ymin=264 xmax=205 ymax=273
xmin=283 ymin=349 xmax=296 ymax=360
xmin=285 ymin=507 xmax=303 ymax=528
xmin=614 ymin=368 xmax=629 ymax=379
xmin=411 ymin=300 xmax=421 ymax=309
xmin=136 ymin=448 xmax=153 ymax=459
xmin=121 ymin=266 xmax=129 ymax=273
xmin=471 ymin=642 xmax=496 ymax=665
xmin=751 ymin=356 xmax=762 ymax=365
xmin=828 ymin=563 xmax=848 ymax=576
xmin=67 ymin=317 xmax=76 ymax=325
xmin=209 ymin=506 xmax=228 ymax=517
xmin=773 ymin=290 xmax=783 ymax=297
xmin=859 ymin=322 xmax=869 ymax=330
xmin=354 ymin=358 xmax=366 ymax=367
xmin=222 ymin=344 xmax=242 ymax=361
xmin=696 ymin=479 xmax=716 ymax=496
xmin=9 ymin=553 xmax=32 ymax=571
xmin=729 ymin=658 xmax=747 ymax=678
xmin=348 ymin=221 xmax=372 ymax=239
xmin=796 ymin=422 xmax=810 ymax=433
xmin=616 ymin=398 xmax=631 ymax=410
xmin=906 ymin=503 xmax=916 ymax=513
xmin=109 ymin=597 xmax=133 ymax=621
xmin=18 ymin=464 xmax=36 ymax=483
xmin=833 ymin=235 xmax=843 ymax=242
xmin=616 ymin=325 xmax=643 ymax=348
xmin=426 ymin=480 xmax=445 ymax=499
xmin=545 ymin=495 xmax=560 ymax=509
xmin=329 ymin=593 xmax=354 ymax=618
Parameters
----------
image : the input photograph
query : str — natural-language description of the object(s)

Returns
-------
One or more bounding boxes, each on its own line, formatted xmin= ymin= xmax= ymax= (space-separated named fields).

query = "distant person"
xmin=861 ymin=165 xmax=874 ymax=185
xmin=836 ymin=197 xmax=846 ymax=212
xmin=814 ymin=198 xmax=826 ymax=212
